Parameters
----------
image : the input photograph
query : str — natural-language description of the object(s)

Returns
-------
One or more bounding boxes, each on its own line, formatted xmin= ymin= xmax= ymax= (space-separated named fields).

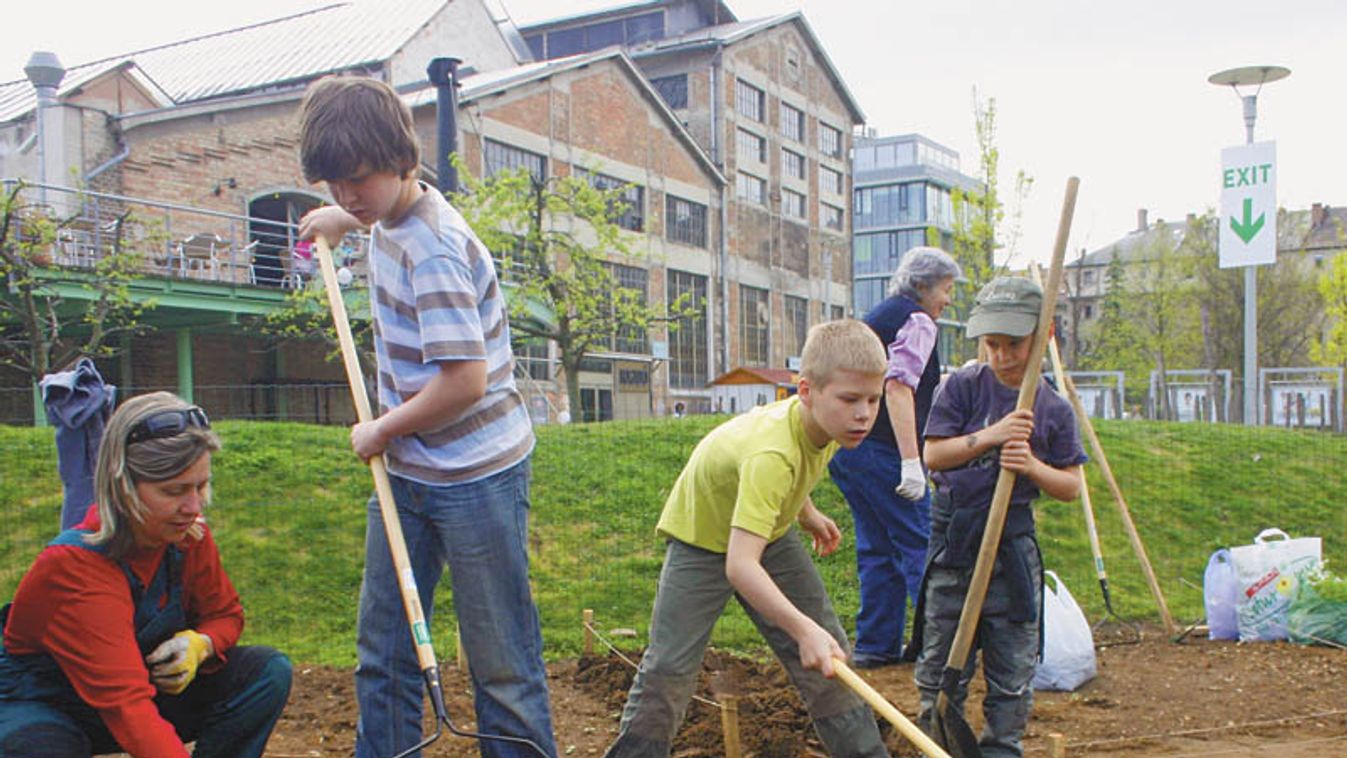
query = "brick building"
xmin=1 ymin=0 xmax=860 ymax=422
xmin=521 ymin=0 xmax=865 ymax=407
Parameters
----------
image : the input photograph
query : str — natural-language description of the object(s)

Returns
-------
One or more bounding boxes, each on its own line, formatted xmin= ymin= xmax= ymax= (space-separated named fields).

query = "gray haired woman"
xmin=0 ymin=392 xmax=291 ymax=757
xmin=827 ymin=246 xmax=962 ymax=668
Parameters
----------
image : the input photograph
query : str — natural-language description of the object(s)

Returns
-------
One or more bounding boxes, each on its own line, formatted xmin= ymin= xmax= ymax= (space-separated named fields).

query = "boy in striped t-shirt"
xmin=298 ymin=76 xmax=556 ymax=758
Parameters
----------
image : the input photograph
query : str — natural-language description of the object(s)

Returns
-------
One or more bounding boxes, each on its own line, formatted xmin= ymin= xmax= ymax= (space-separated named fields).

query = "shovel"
xmin=313 ymin=236 xmax=549 ymax=758
xmin=929 ymin=177 xmax=1078 ymax=758
xmin=833 ymin=659 xmax=952 ymax=758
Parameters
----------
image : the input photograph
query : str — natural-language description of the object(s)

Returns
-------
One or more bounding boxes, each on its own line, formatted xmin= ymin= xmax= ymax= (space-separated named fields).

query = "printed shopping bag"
xmin=1230 ymin=528 xmax=1322 ymax=642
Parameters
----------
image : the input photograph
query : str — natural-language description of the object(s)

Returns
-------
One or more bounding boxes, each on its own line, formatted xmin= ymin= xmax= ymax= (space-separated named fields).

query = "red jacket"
xmin=3 ymin=506 xmax=244 ymax=758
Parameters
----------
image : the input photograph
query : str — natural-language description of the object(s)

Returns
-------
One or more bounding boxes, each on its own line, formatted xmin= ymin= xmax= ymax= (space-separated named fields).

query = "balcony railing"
xmin=3 ymin=180 xmax=368 ymax=289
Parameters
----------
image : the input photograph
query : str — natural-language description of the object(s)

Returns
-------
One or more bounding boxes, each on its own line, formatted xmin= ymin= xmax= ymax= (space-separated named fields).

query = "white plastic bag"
xmin=1033 ymin=570 xmax=1097 ymax=691
xmin=1230 ymin=528 xmax=1322 ymax=642
xmin=1203 ymin=548 xmax=1239 ymax=641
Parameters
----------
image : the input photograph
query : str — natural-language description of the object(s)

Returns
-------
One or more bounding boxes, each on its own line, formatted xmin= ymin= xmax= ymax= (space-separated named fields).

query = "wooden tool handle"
xmin=1074 ymin=392 xmax=1177 ymax=633
xmin=314 ymin=237 xmax=441 ymax=672
xmin=1032 ymin=266 xmax=1107 ymax=583
xmin=833 ymin=660 xmax=952 ymax=758
xmin=941 ymin=177 xmax=1079 ymax=677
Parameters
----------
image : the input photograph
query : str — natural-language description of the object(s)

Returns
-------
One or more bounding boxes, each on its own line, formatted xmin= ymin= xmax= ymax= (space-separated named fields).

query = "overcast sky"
xmin=4 ymin=0 xmax=1343 ymax=266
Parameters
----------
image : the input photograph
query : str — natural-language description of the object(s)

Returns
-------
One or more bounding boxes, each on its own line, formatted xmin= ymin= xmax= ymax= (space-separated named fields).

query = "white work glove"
xmin=146 ymin=630 xmax=213 ymax=695
xmin=895 ymin=457 xmax=927 ymax=500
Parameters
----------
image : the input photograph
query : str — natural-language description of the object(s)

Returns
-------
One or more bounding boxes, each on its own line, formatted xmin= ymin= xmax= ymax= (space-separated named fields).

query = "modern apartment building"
xmin=850 ymin=132 xmax=981 ymax=317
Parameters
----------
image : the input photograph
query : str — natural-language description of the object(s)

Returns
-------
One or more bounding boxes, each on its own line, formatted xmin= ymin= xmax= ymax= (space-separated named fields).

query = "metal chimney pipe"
xmin=24 ymin=51 xmax=66 ymax=204
xmin=427 ymin=57 xmax=462 ymax=194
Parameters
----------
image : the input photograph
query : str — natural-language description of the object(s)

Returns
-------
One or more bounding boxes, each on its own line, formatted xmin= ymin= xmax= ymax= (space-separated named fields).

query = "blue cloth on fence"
xmin=39 ymin=358 xmax=116 ymax=530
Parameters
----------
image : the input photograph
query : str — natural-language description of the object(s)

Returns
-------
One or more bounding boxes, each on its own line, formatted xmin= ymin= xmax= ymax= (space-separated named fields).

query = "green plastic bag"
xmin=1286 ymin=573 xmax=1347 ymax=647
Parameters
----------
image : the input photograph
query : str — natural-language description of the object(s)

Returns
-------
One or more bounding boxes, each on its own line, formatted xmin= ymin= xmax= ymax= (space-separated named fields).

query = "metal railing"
xmin=3 ymin=180 xmax=368 ymax=290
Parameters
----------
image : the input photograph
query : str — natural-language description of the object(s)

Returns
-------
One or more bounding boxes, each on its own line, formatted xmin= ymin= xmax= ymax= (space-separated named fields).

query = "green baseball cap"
xmin=966 ymin=276 xmax=1042 ymax=338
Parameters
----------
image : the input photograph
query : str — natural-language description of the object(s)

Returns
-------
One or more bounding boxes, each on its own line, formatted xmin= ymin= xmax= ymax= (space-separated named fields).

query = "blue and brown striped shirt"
xmin=367 ymin=187 xmax=534 ymax=484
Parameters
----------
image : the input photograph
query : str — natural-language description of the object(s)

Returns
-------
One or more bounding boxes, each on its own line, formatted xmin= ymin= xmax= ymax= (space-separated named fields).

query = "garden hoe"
xmin=833 ymin=659 xmax=951 ymax=758
xmin=930 ymin=177 xmax=1078 ymax=758
xmin=1031 ymin=265 xmax=1140 ymax=645
xmin=313 ymin=237 xmax=550 ymax=758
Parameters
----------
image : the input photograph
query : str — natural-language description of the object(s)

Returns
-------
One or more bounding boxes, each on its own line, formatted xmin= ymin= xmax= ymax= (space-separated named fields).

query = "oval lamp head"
xmin=1207 ymin=65 xmax=1290 ymax=88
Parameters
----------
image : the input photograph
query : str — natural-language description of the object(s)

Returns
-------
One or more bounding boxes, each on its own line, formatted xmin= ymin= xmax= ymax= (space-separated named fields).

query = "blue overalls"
xmin=828 ymin=294 xmax=941 ymax=665
xmin=0 ymin=529 xmax=292 ymax=757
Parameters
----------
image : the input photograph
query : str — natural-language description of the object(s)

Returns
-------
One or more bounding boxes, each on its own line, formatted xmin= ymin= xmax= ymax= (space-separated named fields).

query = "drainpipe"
xmin=84 ymin=142 xmax=130 ymax=182
xmin=711 ymin=48 xmax=729 ymax=375
xmin=427 ymin=57 xmax=462 ymax=194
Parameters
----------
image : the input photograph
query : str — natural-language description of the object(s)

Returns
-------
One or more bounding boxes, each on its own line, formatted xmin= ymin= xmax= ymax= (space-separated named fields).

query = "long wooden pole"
xmin=1031 ymin=267 xmax=1110 ymax=614
xmin=937 ymin=177 xmax=1078 ymax=705
xmin=1031 ymin=264 xmax=1175 ymax=634
xmin=833 ymin=661 xmax=952 ymax=758
xmin=1074 ymin=381 xmax=1177 ymax=634
xmin=312 ymin=236 xmax=451 ymax=717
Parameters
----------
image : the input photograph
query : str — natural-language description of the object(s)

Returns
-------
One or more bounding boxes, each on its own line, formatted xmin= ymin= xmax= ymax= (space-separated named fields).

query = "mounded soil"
xmin=262 ymin=626 xmax=1347 ymax=756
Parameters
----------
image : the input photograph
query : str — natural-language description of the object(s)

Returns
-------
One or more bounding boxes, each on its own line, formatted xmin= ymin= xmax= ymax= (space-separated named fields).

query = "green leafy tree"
xmin=1316 ymin=252 xmax=1347 ymax=367
xmin=941 ymin=91 xmax=1034 ymax=321
xmin=250 ymin=279 xmax=376 ymax=379
xmin=1077 ymin=251 xmax=1148 ymax=401
xmin=0 ymin=182 xmax=153 ymax=393
xmin=450 ymin=157 xmax=690 ymax=417
xmin=1077 ymin=225 xmax=1202 ymax=418
xmin=1187 ymin=209 xmax=1327 ymax=372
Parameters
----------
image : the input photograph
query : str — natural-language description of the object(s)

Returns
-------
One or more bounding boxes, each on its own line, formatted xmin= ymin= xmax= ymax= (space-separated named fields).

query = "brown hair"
xmin=799 ymin=319 xmax=886 ymax=388
xmin=299 ymin=76 xmax=420 ymax=183
xmin=91 ymin=392 xmax=221 ymax=560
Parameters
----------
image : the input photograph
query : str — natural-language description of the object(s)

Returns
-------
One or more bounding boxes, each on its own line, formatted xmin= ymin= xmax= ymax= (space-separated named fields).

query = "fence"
xmin=3 ymin=413 xmax=1346 ymax=670
xmin=1 ymin=383 xmax=357 ymax=426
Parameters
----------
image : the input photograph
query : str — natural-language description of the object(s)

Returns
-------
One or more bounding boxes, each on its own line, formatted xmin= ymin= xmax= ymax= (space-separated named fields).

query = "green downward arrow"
xmin=1230 ymin=197 xmax=1265 ymax=243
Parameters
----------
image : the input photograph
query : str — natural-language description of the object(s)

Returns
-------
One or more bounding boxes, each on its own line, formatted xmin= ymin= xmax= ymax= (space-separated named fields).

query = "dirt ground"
xmin=262 ymin=626 xmax=1347 ymax=757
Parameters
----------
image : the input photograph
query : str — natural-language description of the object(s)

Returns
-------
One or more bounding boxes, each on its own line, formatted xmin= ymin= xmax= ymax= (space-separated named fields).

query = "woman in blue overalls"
xmin=0 ymin=392 xmax=291 ymax=757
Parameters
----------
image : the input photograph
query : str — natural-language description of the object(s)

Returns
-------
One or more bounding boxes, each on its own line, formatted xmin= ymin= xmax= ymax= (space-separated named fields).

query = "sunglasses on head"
xmin=126 ymin=407 xmax=211 ymax=445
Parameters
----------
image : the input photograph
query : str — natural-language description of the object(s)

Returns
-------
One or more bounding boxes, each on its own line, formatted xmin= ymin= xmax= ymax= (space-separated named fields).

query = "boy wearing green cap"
xmin=911 ymin=276 xmax=1087 ymax=758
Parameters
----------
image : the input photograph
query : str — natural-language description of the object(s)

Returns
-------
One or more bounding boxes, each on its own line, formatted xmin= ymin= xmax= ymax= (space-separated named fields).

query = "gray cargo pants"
xmin=603 ymin=531 xmax=889 ymax=758
xmin=913 ymin=534 xmax=1043 ymax=758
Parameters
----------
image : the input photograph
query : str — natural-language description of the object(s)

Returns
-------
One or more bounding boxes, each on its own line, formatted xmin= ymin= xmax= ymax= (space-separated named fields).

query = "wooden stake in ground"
xmin=583 ymin=609 xmax=595 ymax=657
xmin=719 ymin=695 xmax=742 ymax=758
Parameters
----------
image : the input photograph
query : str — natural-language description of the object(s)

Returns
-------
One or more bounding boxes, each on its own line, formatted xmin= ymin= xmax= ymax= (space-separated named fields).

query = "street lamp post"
xmin=1208 ymin=65 xmax=1290 ymax=426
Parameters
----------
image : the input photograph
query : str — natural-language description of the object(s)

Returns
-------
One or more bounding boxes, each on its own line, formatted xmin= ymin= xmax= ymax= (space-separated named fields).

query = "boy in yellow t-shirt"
xmin=603 ymin=320 xmax=892 ymax=758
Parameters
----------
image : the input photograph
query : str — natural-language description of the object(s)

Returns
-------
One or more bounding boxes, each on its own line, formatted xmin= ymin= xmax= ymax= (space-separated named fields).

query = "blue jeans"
xmin=828 ymin=439 xmax=931 ymax=662
xmin=354 ymin=457 xmax=557 ymax=758
xmin=0 ymin=645 xmax=291 ymax=758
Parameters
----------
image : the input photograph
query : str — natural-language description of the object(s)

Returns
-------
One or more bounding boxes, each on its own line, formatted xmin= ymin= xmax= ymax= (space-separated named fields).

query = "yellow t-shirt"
xmin=657 ymin=396 xmax=838 ymax=553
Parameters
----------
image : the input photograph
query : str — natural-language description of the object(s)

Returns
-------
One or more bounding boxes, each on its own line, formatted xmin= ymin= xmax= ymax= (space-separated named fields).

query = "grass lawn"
xmin=2 ymin=414 xmax=1345 ymax=666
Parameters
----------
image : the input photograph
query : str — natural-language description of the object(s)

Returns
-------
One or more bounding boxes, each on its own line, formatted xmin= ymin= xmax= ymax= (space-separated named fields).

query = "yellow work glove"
xmin=145 ymin=630 xmax=213 ymax=695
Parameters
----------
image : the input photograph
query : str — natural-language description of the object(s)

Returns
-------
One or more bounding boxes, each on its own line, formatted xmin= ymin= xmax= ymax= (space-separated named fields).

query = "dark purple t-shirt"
xmin=925 ymin=363 xmax=1087 ymax=518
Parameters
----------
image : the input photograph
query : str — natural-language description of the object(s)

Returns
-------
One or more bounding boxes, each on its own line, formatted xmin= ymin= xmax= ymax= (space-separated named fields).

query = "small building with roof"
xmin=708 ymin=365 xmax=796 ymax=414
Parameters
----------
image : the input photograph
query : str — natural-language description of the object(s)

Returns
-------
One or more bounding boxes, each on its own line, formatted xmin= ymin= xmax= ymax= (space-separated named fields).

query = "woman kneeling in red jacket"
xmin=0 ymin=392 xmax=291 ymax=757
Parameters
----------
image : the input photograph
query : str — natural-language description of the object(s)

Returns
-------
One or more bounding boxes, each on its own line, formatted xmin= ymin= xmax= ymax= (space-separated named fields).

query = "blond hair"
xmin=299 ymin=75 xmax=421 ymax=183
xmin=91 ymin=392 xmax=221 ymax=560
xmin=799 ymin=319 xmax=886 ymax=388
